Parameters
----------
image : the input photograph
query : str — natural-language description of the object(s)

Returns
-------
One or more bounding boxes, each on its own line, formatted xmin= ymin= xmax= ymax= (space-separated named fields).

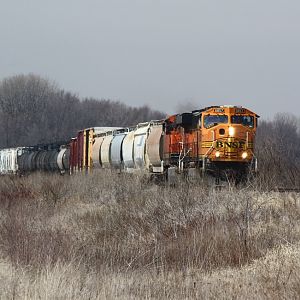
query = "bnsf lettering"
xmin=216 ymin=141 xmax=223 ymax=148
xmin=216 ymin=141 xmax=245 ymax=148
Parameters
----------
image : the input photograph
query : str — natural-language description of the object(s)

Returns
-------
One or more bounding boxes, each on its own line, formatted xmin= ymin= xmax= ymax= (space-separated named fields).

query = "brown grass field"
xmin=0 ymin=171 xmax=299 ymax=299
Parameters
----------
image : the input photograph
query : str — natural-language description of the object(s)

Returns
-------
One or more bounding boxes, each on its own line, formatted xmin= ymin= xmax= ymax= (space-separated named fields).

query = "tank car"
xmin=17 ymin=143 xmax=69 ymax=175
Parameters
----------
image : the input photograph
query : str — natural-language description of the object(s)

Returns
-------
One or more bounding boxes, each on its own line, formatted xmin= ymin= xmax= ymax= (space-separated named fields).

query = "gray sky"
xmin=0 ymin=0 xmax=299 ymax=119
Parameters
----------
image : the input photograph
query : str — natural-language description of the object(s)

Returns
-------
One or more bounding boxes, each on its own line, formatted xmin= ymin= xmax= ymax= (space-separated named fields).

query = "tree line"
xmin=0 ymin=74 xmax=165 ymax=147
xmin=256 ymin=114 xmax=300 ymax=189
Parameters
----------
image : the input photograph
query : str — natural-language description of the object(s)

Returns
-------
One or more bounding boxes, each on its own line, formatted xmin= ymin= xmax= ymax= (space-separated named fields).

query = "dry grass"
xmin=0 ymin=170 xmax=300 ymax=299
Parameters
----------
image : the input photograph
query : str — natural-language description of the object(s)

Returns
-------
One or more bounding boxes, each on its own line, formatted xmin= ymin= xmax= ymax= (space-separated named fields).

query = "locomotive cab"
xmin=200 ymin=105 xmax=259 ymax=175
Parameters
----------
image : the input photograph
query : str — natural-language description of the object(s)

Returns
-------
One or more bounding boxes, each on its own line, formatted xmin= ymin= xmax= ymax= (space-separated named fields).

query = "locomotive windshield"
xmin=231 ymin=115 xmax=254 ymax=127
xmin=204 ymin=115 xmax=228 ymax=128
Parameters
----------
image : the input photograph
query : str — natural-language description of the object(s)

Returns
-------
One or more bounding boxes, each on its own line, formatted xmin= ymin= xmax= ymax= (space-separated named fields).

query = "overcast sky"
xmin=0 ymin=0 xmax=299 ymax=119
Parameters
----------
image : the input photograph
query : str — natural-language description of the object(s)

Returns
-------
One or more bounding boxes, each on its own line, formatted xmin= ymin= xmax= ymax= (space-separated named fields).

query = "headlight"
xmin=242 ymin=152 xmax=248 ymax=159
xmin=229 ymin=126 xmax=235 ymax=137
xmin=215 ymin=151 xmax=220 ymax=158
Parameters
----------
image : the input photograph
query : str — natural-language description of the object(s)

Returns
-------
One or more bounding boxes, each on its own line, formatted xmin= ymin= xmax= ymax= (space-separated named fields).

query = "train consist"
xmin=0 ymin=105 xmax=259 ymax=182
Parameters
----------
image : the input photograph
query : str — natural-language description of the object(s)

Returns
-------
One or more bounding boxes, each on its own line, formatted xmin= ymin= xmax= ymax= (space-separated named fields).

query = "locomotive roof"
xmin=192 ymin=105 xmax=259 ymax=117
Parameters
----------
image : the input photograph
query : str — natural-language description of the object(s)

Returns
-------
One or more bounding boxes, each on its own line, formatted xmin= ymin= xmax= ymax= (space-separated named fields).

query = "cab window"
xmin=204 ymin=115 xmax=228 ymax=128
xmin=231 ymin=115 xmax=254 ymax=127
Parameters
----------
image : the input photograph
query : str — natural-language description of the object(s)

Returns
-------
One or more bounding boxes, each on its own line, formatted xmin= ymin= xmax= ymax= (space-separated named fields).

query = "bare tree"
xmin=256 ymin=113 xmax=300 ymax=189
xmin=0 ymin=74 xmax=165 ymax=148
xmin=0 ymin=74 xmax=58 ymax=147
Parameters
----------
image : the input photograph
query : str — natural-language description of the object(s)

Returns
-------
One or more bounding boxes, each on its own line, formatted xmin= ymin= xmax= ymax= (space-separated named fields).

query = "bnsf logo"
xmin=216 ymin=141 xmax=245 ymax=148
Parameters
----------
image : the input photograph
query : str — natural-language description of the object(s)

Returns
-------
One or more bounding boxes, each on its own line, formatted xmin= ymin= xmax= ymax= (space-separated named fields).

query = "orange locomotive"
xmin=163 ymin=105 xmax=259 ymax=181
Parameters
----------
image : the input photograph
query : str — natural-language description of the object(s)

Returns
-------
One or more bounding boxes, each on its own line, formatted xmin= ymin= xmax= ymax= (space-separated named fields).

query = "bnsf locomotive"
xmin=0 ymin=105 xmax=258 ymax=183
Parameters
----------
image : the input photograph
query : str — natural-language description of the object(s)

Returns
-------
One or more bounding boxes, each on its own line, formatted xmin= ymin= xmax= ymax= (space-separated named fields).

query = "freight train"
xmin=0 ymin=105 xmax=259 ymax=183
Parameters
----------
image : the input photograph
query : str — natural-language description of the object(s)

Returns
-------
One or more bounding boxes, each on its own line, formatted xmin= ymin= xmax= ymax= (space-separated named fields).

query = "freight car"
xmin=0 ymin=147 xmax=25 ymax=174
xmin=16 ymin=143 xmax=69 ymax=174
xmin=0 ymin=105 xmax=259 ymax=183
xmin=69 ymin=127 xmax=122 ymax=173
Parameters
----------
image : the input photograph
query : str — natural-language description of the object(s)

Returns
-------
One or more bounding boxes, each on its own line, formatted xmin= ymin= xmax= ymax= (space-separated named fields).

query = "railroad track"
xmin=276 ymin=188 xmax=300 ymax=193
xmin=212 ymin=185 xmax=300 ymax=193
